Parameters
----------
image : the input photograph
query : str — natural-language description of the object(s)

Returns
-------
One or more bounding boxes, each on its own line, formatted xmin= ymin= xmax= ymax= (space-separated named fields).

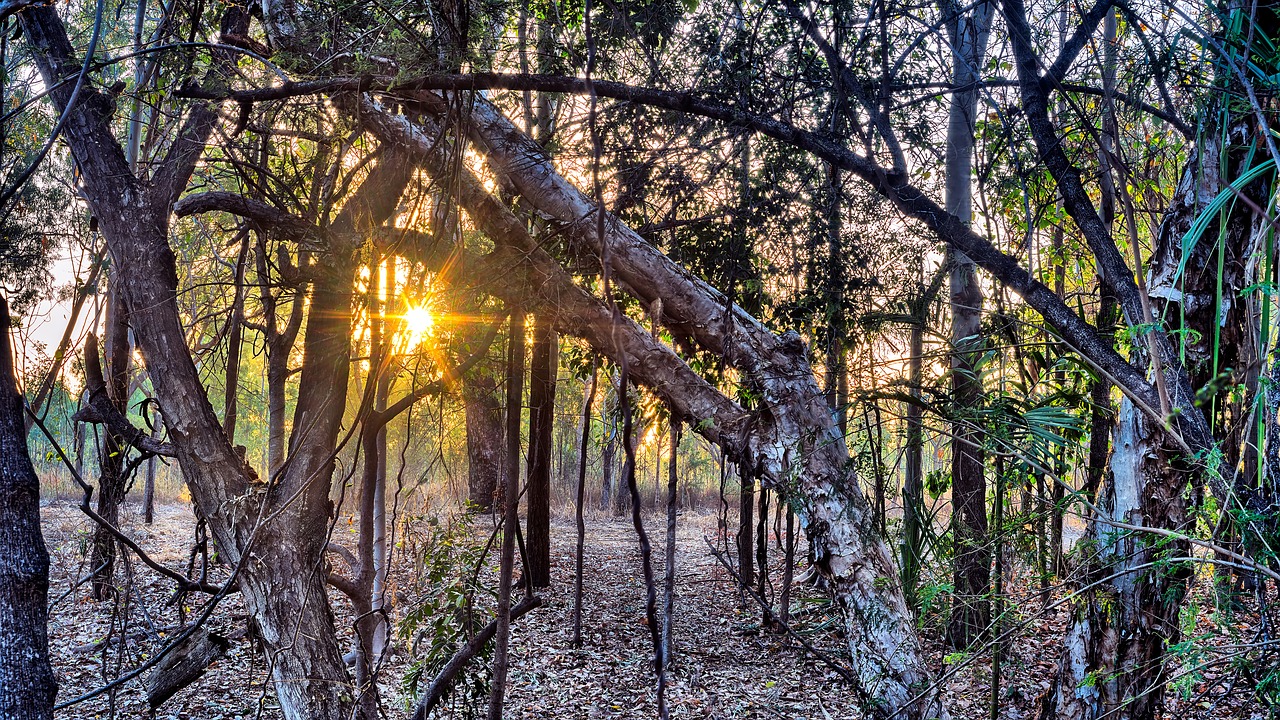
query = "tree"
xmin=19 ymin=0 xmax=1280 ymax=716
xmin=86 ymin=278 xmax=131 ymax=600
xmin=526 ymin=312 xmax=557 ymax=587
xmin=463 ymin=366 xmax=505 ymax=513
xmin=0 ymin=296 xmax=56 ymax=720
xmin=18 ymin=7 xmax=423 ymax=715
xmin=941 ymin=0 xmax=995 ymax=649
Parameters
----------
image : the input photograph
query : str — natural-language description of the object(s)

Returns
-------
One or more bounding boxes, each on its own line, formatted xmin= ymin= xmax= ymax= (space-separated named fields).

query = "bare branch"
xmin=73 ymin=334 xmax=177 ymax=457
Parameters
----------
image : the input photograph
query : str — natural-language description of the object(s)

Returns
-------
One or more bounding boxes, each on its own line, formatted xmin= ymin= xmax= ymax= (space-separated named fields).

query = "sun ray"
xmin=399 ymin=304 xmax=435 ymax=353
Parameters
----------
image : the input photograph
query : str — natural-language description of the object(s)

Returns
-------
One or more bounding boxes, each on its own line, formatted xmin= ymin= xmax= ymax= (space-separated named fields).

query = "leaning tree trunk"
xmin=362 ymin=99 xmax=945 ymax=719
xmin=0 ymin=296 xmax=56 ymax=719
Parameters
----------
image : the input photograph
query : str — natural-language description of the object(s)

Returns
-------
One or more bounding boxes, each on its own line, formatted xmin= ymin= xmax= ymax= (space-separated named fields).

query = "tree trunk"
xmin=864 ymin=400 xmax=887 ymax=534
xmin=1084 ymin=291 xmax=1117 ymax=502
xmin=1041 ymin=399 xmax=1189 ymax=720
xmin=824 ymin=164 xmax=848 ymax=438
xmin=73 ymin=408 xmax=86 ymax=480
xmin=573 ymin=361 xmax=599 ymax=648
xmin=464 ymin=368 xmax=504 ymax=513
xmin=601 ymin=375 xmax=619 ymax=511
xmin=351 ymin=264 xmax=389 ymax=719
xmin=0 ymin=296 xmax=56 ymax=719
xmin=1038 ymin=61 xmax=1261 ymax=717
xmin=488 ymin=309 xmax=525 ymax=720
xmin=736 ymin=465 xmax=755 ymax=593
xmin=366 ymin=98 xmax=945 ymax=719
xmin=1084 ymin=6 xmax=1119 ymax=505
xmin=144 ymin=410 xmax=161 ymax=524
xmin=618 ymin=365 xmax=665 ymax=717
xmin=257 ymin=238 xmax=305 ymax=479
xmin=612 ymin=395 xmax=629 ymax=517
xmin=901 ymin=273 xmax=926 ymax=608
xmin=372 ymin=369 xmax=391 ymax=659
xmin=660 ymin=414 xmax=679 ymax=714
xmin=19 ymin=7 xmax=414 ymax=709
xmin=756 ymin=485 xmax=770 ymax=622
xmin=89 ymin=276 xmax=131 ymax=600
xmin=943 ymin=0 xmax=995 ymax=650
xmin=222 ymin=229 xmax=250 ymax=442
xmin=526 ymin=313 xmax=557 ymax=587
xmin=781 ymin=502 xmax=795 ymax=624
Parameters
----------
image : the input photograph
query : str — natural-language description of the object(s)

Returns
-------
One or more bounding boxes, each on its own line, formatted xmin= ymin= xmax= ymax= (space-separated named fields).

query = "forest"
xmin=0 ymin=0 xmax=1277 ymax=716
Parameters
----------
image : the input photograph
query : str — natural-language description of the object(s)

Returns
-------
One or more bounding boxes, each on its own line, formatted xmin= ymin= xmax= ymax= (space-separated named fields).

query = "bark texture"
xmin=88 ymin=278 xmax=131 ymax=600
xmin=1037 ymin=78 xmax=1261 ymax=720
xmin=0 ymin=296 xmax=56 ymax=720
xmin=463 ymin=365 xmax=504 ymax=513
xmin=1041 ymin=398 xmax=1189 ymax=720
xmin=526 ymin=313 xmax=557 ymax=587
xmin=18 ymin=8 xmax=419 ymax=715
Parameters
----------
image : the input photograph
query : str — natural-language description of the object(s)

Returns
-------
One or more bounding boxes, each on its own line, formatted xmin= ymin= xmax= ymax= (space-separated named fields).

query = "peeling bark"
xmin=1040 ymin=97 xmax=1263 ymax=720
xmin=1041 ymin=398 xmax=1190 ymax=720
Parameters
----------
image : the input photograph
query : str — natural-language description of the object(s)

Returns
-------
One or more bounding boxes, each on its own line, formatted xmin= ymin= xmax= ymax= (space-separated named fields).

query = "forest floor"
xmin=41 ymin=499 xmax=1271 ymax=719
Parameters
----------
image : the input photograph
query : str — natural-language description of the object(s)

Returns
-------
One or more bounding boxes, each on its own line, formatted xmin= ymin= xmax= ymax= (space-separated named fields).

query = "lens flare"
xmin=401 ymin=305 xmax=434 ymax=351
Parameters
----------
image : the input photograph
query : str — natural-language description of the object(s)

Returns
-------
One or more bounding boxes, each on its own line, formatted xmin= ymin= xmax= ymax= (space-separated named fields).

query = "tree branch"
xmin=1000 ymin=0 xmax=1211 ymax=454
xmin=174 ymin=191 xmax=326 ymax=245
xmin=411 ymin=595 xmax=542 ymax=720
xmin=0 ymin=0 xmax=50 ymax=21
xmin=73 ymin=334 xmax=176 ymax=457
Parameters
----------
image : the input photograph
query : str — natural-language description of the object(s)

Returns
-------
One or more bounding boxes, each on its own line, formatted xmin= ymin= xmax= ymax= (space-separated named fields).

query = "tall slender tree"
xmin=942 ymin=0 xmax=995 ymax=649
xmin=526 ymin=312 xmax=557 ymax=587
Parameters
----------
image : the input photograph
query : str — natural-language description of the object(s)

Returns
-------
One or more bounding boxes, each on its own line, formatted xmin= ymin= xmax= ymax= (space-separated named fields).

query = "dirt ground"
xmin=40 ymin=499 xmax=1271 ymax=719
